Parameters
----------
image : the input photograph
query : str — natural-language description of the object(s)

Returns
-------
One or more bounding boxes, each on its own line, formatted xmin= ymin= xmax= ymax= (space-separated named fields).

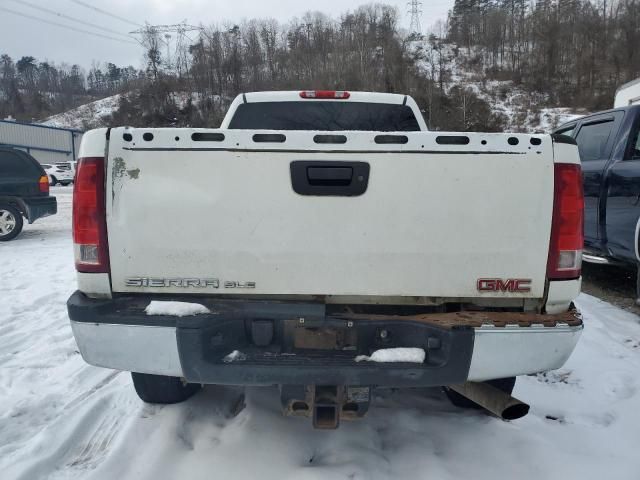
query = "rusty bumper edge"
xmin=340 ymin=308 xmax=582 ymax=329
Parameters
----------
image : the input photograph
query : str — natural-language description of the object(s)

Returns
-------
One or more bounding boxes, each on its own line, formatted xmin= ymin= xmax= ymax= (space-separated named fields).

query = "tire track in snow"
xmin=63 ymin=371 xmax=121 ymax=412
xmin=8 ymin=388 xmax=134 ymax=480
xmin=66 ymin=407 xmax=123 ymax=471
xmin=0 ymin=189 xmax=139 ymax=479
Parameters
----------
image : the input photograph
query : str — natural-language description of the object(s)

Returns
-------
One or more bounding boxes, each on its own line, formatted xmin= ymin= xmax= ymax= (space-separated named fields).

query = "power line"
xmin=69 ymin=0 xmax=143 ymax=28
xmin=8 ymin=0 xmax=133 ymax=39
xmin=0 ymin=6 xmax=138 ymax=44
xmin=129 ymin=23 xmax=202 ymax=38
xmin=130 ymin=23 xmax=202 ymax=74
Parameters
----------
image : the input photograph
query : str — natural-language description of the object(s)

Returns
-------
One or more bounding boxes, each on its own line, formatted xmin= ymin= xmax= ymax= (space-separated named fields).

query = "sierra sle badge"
xmin=125 ymin=277 xmax=256 ymax=288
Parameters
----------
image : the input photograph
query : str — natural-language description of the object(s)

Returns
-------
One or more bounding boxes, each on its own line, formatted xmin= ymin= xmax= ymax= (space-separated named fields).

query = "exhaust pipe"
xmin=449 ymin=382 xmax=530 ymax=420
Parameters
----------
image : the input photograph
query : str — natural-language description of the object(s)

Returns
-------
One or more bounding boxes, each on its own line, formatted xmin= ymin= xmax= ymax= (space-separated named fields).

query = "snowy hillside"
xmin=38 ymin=42 xmax=589 ymax=133
xmin=413 ymin=40 xmax=588 ymax=132
xmin=40 ymin=94 xmax=122 ymax=130
xmin=39 ymin=92 xmax=217 ymax=130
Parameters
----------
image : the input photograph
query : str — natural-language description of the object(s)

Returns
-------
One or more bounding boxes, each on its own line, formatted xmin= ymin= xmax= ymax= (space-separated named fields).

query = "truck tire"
xmin=0 ymin=204 xmax=24 ymax=241
xmin=443 ymin=377 xmax=517 ymax=410
xmin=131 ymin=372 xmax=201 ymax=404
xmin=50 ymin=175 xmax=58 ymax=186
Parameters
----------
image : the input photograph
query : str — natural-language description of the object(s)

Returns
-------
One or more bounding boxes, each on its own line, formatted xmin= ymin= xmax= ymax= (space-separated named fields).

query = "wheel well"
xmin=0 ymin=196 xmax=27 ymax=219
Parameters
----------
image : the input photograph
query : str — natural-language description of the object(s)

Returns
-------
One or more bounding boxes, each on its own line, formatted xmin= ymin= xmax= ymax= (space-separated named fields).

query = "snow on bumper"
xmin=68 ymin=291 xmax=583 ymax=385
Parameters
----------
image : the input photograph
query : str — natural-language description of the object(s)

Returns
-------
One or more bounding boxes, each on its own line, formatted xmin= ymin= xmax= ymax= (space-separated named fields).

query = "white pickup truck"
xmin=68 ymin=91 xmax=584 ymax=427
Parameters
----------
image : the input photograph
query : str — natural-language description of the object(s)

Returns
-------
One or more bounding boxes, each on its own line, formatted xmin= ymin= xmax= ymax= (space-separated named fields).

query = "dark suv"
xmin=0 ymin=147 xmax=57 ymax=241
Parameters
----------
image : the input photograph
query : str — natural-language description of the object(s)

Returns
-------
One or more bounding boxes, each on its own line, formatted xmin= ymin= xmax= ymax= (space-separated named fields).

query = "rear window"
xmin=0 ymin=150 xmax=40 ymax=177
xmin=228 ymin=101 xmax=421 ymax=131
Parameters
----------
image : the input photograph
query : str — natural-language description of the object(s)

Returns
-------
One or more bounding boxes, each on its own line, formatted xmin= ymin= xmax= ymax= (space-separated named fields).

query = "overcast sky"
xmin=0 ymin=0 xmax=454 ymax=70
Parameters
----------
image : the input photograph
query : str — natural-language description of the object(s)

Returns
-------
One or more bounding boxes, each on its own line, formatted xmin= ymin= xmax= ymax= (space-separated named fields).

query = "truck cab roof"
xmin=220 ymin=90 xmax=428 ymax=131
xmin=243 ymin=90 xmax=409 ymax=104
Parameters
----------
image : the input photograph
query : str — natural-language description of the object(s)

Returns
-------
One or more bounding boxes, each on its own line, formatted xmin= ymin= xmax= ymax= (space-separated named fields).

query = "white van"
xmin=614 ymin=78 xmax=640 ymax=108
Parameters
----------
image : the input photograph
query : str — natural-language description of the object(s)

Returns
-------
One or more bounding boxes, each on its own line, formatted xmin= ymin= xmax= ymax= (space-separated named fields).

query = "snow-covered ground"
xmin=2 ymin=188 xmax=640 ymax=479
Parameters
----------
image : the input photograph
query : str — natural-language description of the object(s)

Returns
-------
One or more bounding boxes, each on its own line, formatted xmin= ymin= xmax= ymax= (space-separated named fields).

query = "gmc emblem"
xmin=477 ymin=278 xmax=532 ymax=293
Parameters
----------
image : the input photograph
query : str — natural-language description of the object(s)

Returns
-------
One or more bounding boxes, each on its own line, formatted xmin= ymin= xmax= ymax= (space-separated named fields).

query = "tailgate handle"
xmin=290 ymin=161 xmax=370 ymax=197
xmin=307 ymin=166 xmax=353 ymax=186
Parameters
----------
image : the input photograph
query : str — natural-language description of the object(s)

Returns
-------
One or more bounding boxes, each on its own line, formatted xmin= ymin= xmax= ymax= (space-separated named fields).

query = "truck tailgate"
xmin=105 ymin=128 xmax=554 ymax=300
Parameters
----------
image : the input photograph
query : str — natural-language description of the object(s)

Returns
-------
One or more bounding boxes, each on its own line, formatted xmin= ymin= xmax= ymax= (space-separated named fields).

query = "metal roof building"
xmin=0 ymin=119 xmax=83 ymax=165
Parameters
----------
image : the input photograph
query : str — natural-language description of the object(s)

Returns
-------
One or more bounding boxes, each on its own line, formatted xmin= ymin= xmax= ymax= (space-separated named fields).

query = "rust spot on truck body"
xmin=111 ymin=157 xmax=141 ymax=206
xmin=112 ymin=157 xmax=126 ymax=179
xmin=111 ymin=157 xmax=126 ymax=204
xmin=113 ymin=158 xmax=140 ymax=180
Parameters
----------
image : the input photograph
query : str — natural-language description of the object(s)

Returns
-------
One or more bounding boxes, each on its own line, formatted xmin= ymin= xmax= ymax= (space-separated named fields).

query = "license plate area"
xmin=293 ymin=326 xmax=357 ymax=351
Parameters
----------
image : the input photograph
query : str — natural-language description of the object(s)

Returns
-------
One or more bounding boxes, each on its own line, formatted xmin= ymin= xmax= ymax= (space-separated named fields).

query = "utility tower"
xmin=408 ymin=0 xmax=423 ymax=36
xmin=130 ymin=22 xmax=202 ymax=75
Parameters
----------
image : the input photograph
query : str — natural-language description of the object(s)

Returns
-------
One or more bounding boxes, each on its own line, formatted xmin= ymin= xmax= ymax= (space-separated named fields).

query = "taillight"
xmin=299 ymin=90 xmax=350 ymax=99
xmin=38 ymin=175 xmax=49 ymax=193
xmin=547 ymin=163 xmax=583 ymax=280
xmin=73 ymin=157 xmax=109 ymax=273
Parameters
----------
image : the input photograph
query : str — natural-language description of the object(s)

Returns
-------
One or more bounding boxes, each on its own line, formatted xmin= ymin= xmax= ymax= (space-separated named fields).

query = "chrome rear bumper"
xmin=69 ymin=290 xmax=582 ymax=385
xmin=71 ymin=320 xmax=582 ymax=383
